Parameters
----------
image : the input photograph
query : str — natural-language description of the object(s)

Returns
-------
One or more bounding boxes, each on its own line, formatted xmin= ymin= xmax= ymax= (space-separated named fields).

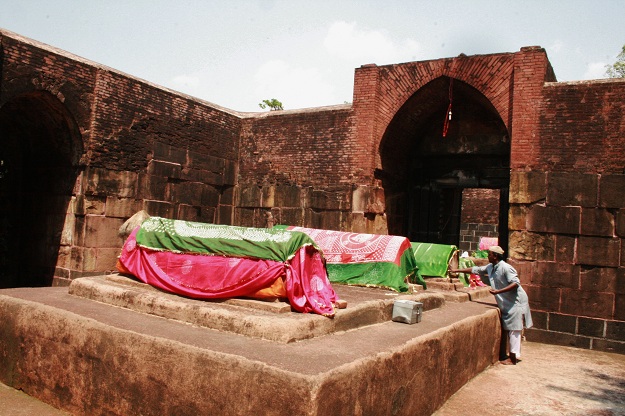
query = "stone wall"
xmin=1 ymin=29 xmax=241 ymax=284
xmin=459 ymin=188 xmax=499 ymax=252
xmin=75 ymin=77 xmax=241 ymax=280
xmin=2 ymin=29 xmax=624 ymax=352
xmin=236 ymin=106 xmax=386 ymax=233
xmin=509 ymin=78 xmax=625 ymax=353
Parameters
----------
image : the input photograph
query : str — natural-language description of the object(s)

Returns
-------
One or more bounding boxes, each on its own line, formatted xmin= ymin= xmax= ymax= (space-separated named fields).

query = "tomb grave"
xmin=0 ymin=277 xmax=500 ymax=415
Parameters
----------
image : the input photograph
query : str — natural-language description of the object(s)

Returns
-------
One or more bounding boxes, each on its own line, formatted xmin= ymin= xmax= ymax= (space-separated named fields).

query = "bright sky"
xmin=2 ymin=1 xmax=624 ymax=112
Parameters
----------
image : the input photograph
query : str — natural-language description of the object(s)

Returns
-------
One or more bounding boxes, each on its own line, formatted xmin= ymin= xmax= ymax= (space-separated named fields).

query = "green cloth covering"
xmin=457 ymin=256 xmax=477 ymax=286
xmin=410 ymin=242 xmax=458 ymax=278
xmin=325 ymin=248 xmax=423 ymax=292
xmin=136 ymin=217 xmax=318 ymax=262
xmin=274 ymin=224 xmax=423 ymax=292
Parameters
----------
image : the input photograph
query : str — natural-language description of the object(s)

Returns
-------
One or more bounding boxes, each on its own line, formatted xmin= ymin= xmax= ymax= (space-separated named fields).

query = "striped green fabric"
xmin=136 ymin=217 xmax=318 ymax=262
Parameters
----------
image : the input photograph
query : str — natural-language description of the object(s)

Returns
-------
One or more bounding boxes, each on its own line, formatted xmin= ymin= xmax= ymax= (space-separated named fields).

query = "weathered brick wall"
xmin=238 ymin=106 xmax=353 ymax=187
xmin=509 ymin=78 xmax=625 ymax=352
xmin=460 ymin=188 xmax=499 ymax=252
xmin=1 ymin=29 xmax=241 ymax=282
xmin=0 ymin=32 xmax=96 ymax=154
xmin=236 ymin=107 xmax=359 ymax=231
xmin=2 ymin=29 xmax=624 ymax=352
xmin=80 ymin=75 xmax=240 ymax=276
xmin=354 ymin=53 xmax=519 ymax=178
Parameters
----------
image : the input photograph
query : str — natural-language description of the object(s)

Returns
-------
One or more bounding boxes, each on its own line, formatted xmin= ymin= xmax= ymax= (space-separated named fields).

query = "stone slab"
xmin=67 ymin=274 xmax=452 ymax=343
xmin=0 ymin=283 xmax=501 ymax=415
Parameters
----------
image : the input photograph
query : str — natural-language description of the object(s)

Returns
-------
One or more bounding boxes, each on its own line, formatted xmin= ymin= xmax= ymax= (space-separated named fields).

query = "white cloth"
xmin=509 ymin=329 xmax=522 ymax=356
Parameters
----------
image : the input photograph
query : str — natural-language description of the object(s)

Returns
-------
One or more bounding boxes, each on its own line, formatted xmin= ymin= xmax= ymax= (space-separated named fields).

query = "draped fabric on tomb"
xmin=117 ymin=217 xmax=339 ymax=317
xmin=278 ymin=226 xmax=425 ymax=292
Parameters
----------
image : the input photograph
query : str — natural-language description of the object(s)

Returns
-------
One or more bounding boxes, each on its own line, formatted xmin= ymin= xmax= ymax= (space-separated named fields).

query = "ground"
xmin=434 ymin=341 xmax=625 ymax=416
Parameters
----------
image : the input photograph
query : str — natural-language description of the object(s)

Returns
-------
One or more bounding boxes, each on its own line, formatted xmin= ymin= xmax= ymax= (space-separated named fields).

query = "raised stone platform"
xmin=0 ymin=275 xmax=500 ymax=415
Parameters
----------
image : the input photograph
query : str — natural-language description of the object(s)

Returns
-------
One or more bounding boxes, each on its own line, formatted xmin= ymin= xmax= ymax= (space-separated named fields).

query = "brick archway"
xmin=377 ymin=76 xmax=509 ymax=247
xmin=0 ymin=91 xmax=83 ymax=287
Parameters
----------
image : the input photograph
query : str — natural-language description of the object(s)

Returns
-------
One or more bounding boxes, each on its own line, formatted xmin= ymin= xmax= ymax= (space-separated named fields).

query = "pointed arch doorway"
xmin=0 ymin=91 xmax=83 ymax=287
xmin=378 ymin=77 xmax=510 ymax=252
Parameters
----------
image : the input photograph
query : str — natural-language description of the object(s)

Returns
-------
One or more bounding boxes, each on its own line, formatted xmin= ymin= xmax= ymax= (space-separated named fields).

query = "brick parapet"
xmin=537 ymin=79 xmax=625 ymax=174
xmin=238 ymin=106 xmax=354 ymax=187
xmin=509 ymin=47 xmax=555 ymax=171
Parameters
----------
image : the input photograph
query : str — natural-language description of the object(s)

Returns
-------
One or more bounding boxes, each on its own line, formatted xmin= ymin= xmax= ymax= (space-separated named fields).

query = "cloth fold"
xmin=117 ymin=217 xmax=339 ymax=317
xmin=279 ymin=226 xmax=424 ymax=292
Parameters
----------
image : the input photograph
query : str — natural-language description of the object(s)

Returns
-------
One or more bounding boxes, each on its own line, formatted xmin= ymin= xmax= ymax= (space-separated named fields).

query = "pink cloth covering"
xmin=286 ymin=226 xmax=410 ymax=266
xmin=478 ymin=237 xmax=499 ymax=251
xmin=118 ymin=227 xmax=338 ymax=317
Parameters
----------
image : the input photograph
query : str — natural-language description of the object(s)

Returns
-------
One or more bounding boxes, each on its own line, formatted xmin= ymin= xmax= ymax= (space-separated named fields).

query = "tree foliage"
xmin=605 ymin=44 xmax=625 ymax=78
xmin=258 ymin=98 xmax=284 ymax=111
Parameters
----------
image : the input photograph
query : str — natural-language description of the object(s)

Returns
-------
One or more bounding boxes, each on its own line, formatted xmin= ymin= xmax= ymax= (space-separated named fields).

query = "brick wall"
xmin=1 ymin=29 xmax=241 ymax=282
xmin=509 ymin=77 xmax=625 ymax=353
xmin=2 ymin=29 xmax=624 ymax=352
xmin=459 ymin=188 xmax=499 ymax=252
xmin=236 ymin=106 xmax=358 ymax=230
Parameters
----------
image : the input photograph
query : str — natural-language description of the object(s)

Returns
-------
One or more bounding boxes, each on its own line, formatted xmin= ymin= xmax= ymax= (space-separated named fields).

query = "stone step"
xmin=0 ymin=284 xmax=501 ymax=416
xmin=68 ymin=274 xmax=452 ymax=343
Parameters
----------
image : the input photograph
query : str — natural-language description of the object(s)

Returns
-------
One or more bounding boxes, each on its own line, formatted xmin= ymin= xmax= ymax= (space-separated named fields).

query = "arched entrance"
xmin=378 ymin=77 xmax=509 ymax=251
xmin=0 ymin=91 xmax=82 ymax=287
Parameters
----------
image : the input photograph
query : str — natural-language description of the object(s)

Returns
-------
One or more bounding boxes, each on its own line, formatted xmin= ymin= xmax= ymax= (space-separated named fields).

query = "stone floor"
xmin=434 ymin=341 xmax=625 ymax=416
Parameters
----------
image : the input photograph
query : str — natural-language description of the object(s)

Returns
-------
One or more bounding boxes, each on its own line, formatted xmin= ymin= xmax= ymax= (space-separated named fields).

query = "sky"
xmin=1 ymin=1 xmax=624 ymax=112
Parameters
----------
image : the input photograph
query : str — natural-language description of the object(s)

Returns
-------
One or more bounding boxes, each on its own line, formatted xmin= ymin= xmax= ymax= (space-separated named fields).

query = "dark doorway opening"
xmin=378 ymin=77 xmax=509 ymax=251
xmin=0 ymin=91 xmax=82 ymax=287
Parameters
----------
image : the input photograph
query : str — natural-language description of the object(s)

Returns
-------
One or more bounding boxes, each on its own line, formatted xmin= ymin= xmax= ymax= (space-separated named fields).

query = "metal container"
xmin=392 ymin=300 xmax=423 ymax=324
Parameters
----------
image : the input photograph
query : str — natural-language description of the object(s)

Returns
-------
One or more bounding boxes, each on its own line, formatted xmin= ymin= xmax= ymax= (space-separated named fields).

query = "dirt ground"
xmin=434 ymin=341 xmax=625 ymax=416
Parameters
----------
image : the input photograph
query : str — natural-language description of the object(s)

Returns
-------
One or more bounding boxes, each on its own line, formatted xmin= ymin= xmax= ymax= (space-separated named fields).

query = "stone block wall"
xmin=1 ymin=30 xmax=241 ymax=283
xmin=509 ymin=78 xmax=625 ymax=353
xmin=459 ymin=223 xmax=498 ymax=253
xmin=64 ymin=77 xmax=241 ymax=279
xmin=236 ymin=106 xmax=381 ymax=232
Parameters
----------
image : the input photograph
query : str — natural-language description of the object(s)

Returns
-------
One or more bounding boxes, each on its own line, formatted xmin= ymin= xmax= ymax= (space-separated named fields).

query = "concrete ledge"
xmin=67 ymin=274 xmax=449 ymax=343
xmin=0 ymin=286 xmax=501 ymax=415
